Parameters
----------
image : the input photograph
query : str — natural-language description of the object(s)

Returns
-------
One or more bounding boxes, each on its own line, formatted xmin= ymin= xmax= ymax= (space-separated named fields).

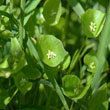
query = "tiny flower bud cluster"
xmin=47 ymin=50 xmax=56 ymax=59
xmin=89 ymin=62 xmax=95 ymax=69
xmin=89 ymin=22 xmax=96 ymax=32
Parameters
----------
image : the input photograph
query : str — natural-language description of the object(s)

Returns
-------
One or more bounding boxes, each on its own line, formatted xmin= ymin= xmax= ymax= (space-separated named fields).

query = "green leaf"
xmin=0 ymin=30 xmax=13 ymax=39
xmin=22 ymin=65 xmax=42 ymax=80
xmin=13 ymin=72 xmax=33 ymax=95
xmin=4 ymin=97 xmax=11 ymax=105
xmin=84 ymin=51 xmax=108 ymax=73
xmin=43 ymin=0 xmax=62 ymax=25
xmin=45 ymin=65 xmax=69 ymax=110
xmin=61 ymin=54 xmax=71 ymax=70
xmin=62 ymin=75 xmax=81 ymax=97
xmin=0 ymin=56 xmax=9 ymax=69
xmin=11 ymin=38 xmax=23 ymax=58
xmin=10 ymin=55 xmax=26 ymax=74
xmin=62 ymin=75 xmax=92 ymax=100
xmin=27 ymin=37 xmax=44 ymax=69
xmin=88 ymin=83 xmax=108 ymax=110
xmin=24 ymin=0 xmax=41 ymax=25
xmin=71 ymin=75 xmax=92 ymax=100
xmin=25 ymin=14 xmax=36 ymax=37
xmin=81 ymin=9 xmax=105 ymax=38
xmin=84 ymin=53 xmax=98 ymax=73
xmin=37 ymin=35 xmax=68 ymax=67
xmin=67 ymin=0 xmax=77 ymax=6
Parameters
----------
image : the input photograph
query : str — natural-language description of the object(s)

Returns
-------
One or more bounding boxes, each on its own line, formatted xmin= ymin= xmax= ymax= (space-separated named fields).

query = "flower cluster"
xmin=47 ymin=50 xmax=56 ymax=59
xmin=89 ymin=22 xmax=96 ymax=32
xmin=89 ymin=62 xmax=96 ymax=69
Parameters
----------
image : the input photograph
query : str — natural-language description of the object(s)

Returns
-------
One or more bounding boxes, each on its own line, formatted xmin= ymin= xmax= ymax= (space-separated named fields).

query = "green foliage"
xmin=13 ymin=72 xmax=33 ymax=95
xmin=62 ymin=74 xmax=92 ymax=100
xmin=37 ymin=35 xmax=68 ymax=67
xmin=0 ymin=0 xmax=110 ymax=110
xmin=81 ymin=9 xmax=105 ymax=38
xmin=43 ymin=0 xmax=62 ymax=25
xmin=88 ymin=84 xmax=108 ymax=110
xmin=62 ymin=75 xmax=81 ymax=97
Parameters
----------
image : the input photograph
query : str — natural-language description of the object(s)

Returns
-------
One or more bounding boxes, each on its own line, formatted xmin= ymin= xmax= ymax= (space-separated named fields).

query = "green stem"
xmin=91 ymin=1 xmax=110 ymax=90
xmin=67 ymin=37 xmax=87 ymax=74
xmin=19 ymin=0 xmax=25 ymax=47
xmin=10 ymin=89 xmax=19 ymax=101
xmin=70 ymin=101 xmax=74 ymax=110
xmin=80 ymin=42 xmax=96 ymax=57
xmin=45 ymin=66 xmax=69 ymax=110
xmin=49 ymin=74 xmax=69 ymax=110
xmin=10 ymin=0 xmax=13 ymax=13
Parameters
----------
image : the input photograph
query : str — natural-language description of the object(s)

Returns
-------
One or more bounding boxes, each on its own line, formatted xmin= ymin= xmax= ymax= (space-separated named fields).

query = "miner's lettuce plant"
xmin=0 ymin=0 xmax=110 ymax=110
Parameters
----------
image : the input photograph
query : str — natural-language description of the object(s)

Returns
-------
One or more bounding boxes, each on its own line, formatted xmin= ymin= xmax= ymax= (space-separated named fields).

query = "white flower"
xmin=89 ymin=62 xmax=95 ymax=69
xmin=89 ymin=22 xmax=96 ymax=32
xmin=20 ymin=78 xmax=27 ymax=87
xmin=47 ymin=50 xmax=56 ymax=59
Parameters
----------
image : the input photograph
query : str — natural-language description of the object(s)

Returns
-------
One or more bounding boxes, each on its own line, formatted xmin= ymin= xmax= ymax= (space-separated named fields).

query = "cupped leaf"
xmin=88 ymin=83 xmax=108 ymax=110
xmin=37 ymin=35 xmax=68 ymax=67
xmin=62 ymin=75 xmax=92 ymax=100
xmin=81 ymin=9 xmax=105 ymax=38
xmin=84 ymin=51 xmax=108 ymax=73
xmin=71 ymin=75 xmax=92 ymax=100
xmin=43 ymin=0 xmax=62 ymax=25
xmin=84 ymin=53 xmax=98 ymax=73
xmin=62 ymin=75 xmax=81 ymax=97
xmin=13 ymin=72 xmax=33 ymax=95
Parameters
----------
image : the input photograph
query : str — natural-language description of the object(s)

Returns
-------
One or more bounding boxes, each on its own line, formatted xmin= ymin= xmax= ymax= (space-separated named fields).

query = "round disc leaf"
xmin=81 ymin=9 xmax=105 ymax=38
xmin=37 ymin=35 xmax=68 ymax=67
xmin=84 ymin=53 xmax=98 ymax=73
xmin=62 ymin=75 xmax=81 ymax=97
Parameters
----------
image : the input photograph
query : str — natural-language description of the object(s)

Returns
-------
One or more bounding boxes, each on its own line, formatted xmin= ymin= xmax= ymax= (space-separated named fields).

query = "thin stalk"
xmin=19 ymin=0 xmax=25 ymax=47
xmin=48 ymin=73 xmax=69 ymax=110
xmin=80 ymin=42 xmax=96 ymax=57
xmin=7 ymin=89 xmax=19 ymax=107
xmin=70 ymin=101 xmax=74 ymax=110
xmin=10 ymin=89 xmax=19 ymax=101
xmin=10 ymin=0 xmax=13 ymax=13
xmin=67 ymin=37 xmax=87 ymax=74
xmin=45 ymin=66 xmax=69 ymax=110
xmin=91 ymin=1 xmax=110 ymax=90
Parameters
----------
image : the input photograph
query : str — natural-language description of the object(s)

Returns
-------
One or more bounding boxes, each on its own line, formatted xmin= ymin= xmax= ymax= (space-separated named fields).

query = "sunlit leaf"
xmin=37 ymin=35 xmax=68 ymax=67
xmin=81 ymin=9 xmax=105 ymax=38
